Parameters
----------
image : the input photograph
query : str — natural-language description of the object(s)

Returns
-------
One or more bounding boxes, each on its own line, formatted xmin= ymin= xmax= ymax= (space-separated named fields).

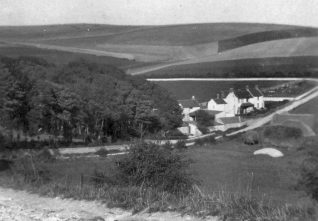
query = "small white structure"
xmin=254 ymin=148 xmax=284 ymax=158
xmin=178 ymin=97 xmax=200 ymax=122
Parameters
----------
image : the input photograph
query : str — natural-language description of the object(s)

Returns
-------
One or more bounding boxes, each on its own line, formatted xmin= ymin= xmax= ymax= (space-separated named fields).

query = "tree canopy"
xmin=0 ymin=56 xmax=182 ymax=143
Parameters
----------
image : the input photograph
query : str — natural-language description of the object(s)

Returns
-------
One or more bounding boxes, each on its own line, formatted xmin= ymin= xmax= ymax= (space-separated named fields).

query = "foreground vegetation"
xmin=0 ymin=140 xmax=317 ymax=220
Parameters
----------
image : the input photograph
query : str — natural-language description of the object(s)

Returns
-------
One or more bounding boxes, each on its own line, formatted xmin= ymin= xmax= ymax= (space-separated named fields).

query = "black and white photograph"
xmin=0 ymin=0 xmax=317 ymax=220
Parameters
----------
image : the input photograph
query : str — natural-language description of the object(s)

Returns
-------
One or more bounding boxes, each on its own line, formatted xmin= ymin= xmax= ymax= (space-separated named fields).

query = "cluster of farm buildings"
xmin=177 ymin=85 xmax=265 ymax=136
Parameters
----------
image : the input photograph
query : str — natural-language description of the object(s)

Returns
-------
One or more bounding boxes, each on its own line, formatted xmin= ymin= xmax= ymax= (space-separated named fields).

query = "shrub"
xmin=174 ymin=140 xmax=187 ymax=150
xmin=95 ymin=148 xmax=109 ymax=157
xmin=243 ymin=131 xmax=259 ymax=145
xmin=165 ymin=130 xmax=188 ymax=140
xmin=195 ymin=136 xmax=216 ymax=146
xmin=114 ymin=142 xmax=196 ymax=194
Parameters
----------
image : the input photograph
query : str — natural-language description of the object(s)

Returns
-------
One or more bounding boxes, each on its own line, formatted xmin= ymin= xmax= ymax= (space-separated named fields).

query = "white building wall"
xmin=224 ymin=92 xmax=239 ymax=116
xmin=249 ymin=96 xmax=265 ymax=109
xmin=207 ymin=100 xmax=225 ymax=112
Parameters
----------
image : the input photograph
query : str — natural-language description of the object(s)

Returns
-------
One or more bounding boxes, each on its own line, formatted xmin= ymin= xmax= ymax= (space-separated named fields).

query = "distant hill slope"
xmin=218 ymin=28 xmax=318 ymax=52
xmin=0 ymin=24 xmax=144 ymax=41
xmin=142 ymin=56 xmax=318 ymax=78
xmin=1 ymin=23 xmax=318 ymax=76
xmin=0 ymin=23 xmax=300 ymax=45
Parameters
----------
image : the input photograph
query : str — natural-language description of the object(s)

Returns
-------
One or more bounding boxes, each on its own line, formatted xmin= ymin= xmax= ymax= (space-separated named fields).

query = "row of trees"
xmin=0 ymin=56 xmax=183 ymax=144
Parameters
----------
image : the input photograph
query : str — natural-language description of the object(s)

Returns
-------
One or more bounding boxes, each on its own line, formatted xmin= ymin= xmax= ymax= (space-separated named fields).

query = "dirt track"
xmin=0 ymin=187 xmax=214 ymax=221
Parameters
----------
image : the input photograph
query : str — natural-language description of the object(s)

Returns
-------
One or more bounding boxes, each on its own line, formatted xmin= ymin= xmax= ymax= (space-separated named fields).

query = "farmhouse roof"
xmin=213 ymin=98 xmax=227 ymax=104
xmin=234 ymin=89 xmax=253 ymax=99
xmin=248 ymin=87 xmax=263 ymax=97
xmin=178 ymin=99 xmax=200 ymax=108
xmin=189 ymin=109 xmax=222 ymax=117
xmin=218 ymin=116 xmax=242 ymax=124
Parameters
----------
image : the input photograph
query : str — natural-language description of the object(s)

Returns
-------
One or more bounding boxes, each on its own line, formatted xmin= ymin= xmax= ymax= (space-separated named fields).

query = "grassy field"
xmin=153 ymin=80 xmax=288 ymax=102
xmin=290 ymin=97 xmax=318 ymax=133
xmin=218 ymin=29 xmax=318 ymax=52
xmin=2 ymin=23 xmax=317 ymax=64
xmin=0 ymin=24 xmax=142 ymax=41
xmin=0 ymin=138 xmax=308 ymax=207
xmin=0 ymin=45 xmax=149 ymax=70
xmin=188 ymin=140 xmax=308 ymax=205
xmin=33 ymin=23 xmax=300 ymax=46
xmin=0 ymin=137 xmax=316 ymax=219
xmin=142 ymin=56 xmax=318 ymax=77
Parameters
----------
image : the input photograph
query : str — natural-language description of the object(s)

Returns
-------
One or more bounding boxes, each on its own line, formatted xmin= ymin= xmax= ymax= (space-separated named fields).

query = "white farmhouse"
xmin=246 ymin=85 xmax=265 ymax=109
xmin=224 ymin=88 xmax=253 ymax=115
xmin=223 ymin=86 xmax=265 ymax=115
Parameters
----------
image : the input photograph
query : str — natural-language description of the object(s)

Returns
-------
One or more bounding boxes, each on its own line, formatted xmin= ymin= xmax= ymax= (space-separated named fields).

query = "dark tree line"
xmin=0 ymin=57 xmax=182 ymax=144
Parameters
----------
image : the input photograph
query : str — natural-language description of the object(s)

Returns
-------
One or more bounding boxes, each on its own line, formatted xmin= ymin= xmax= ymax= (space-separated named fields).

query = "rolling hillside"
xmin=1 ymin=23 xmax=318 ymax=76
xmin=218 ymin=28 xmax=318 ymax=52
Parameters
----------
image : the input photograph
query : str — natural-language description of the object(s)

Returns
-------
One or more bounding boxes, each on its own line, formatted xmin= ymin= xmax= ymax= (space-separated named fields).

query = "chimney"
xmin=217 ymin=93 xmax=220 ymax=99
xmin=221 ymin=91 xmax=225 ymax=98
xmin=192 ymin=95 xmax=195 ymax=100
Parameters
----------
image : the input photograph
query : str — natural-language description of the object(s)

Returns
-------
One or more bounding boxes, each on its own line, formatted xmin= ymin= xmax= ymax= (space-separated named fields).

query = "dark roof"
xmin=189 ymin=109 xmax=221 ymax=117
xmin=248 ymin=88 xmax=263 ymax=97
xmin=234 ymin=89 xmax=253 ymax=99
xmin=240 ymin=102 xmax=254 ymax=109
xmin=178 ymin=99 xmax=200 ymax=108
xmin=213 ymin=98 xmax=227 ymax=104
xmin=218 ymin=117 xmax=242 ymax=124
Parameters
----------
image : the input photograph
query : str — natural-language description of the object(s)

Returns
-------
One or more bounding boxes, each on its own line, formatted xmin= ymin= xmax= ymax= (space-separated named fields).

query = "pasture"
xmin=0 ymin=138 xmax=308 ymax=207
xmin=218 ymin=28 xmax=318 ymax=52
xmin=0 ymin=45 xmax=147 ymax=70
xmin=36 ymin=23 xmax=299 ymax=46
xmin=153 ymin=80 xmax=288 ymax=102
xmin=290 ymin=97 xmax=318 ymax=133
xmin=188 ymin=139 xmax=308 ymax=205
xmin=142 ymin=56 xmax=318 ymax=77
xmin=2 ymin=23 xmax=317 ymax=64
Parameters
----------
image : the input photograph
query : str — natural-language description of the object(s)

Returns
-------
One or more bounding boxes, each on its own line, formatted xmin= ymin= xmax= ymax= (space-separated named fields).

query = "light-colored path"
xmin=0 ymin=187 xmax=213 ymax=221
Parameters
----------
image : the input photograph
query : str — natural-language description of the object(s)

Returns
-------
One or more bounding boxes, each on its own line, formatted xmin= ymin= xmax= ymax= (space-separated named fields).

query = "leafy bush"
xmin=195 ymin=136 xmax=216 ymax=146
xmin=95 ymin=148 xmax=109 ymax=157
xmin=114 ymin=142 xmax=196 ymax=194
xmin=174 ymin=140 xmax=187 ymax=150
xmin=165 ymin=130 xmax=188 ymax=140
